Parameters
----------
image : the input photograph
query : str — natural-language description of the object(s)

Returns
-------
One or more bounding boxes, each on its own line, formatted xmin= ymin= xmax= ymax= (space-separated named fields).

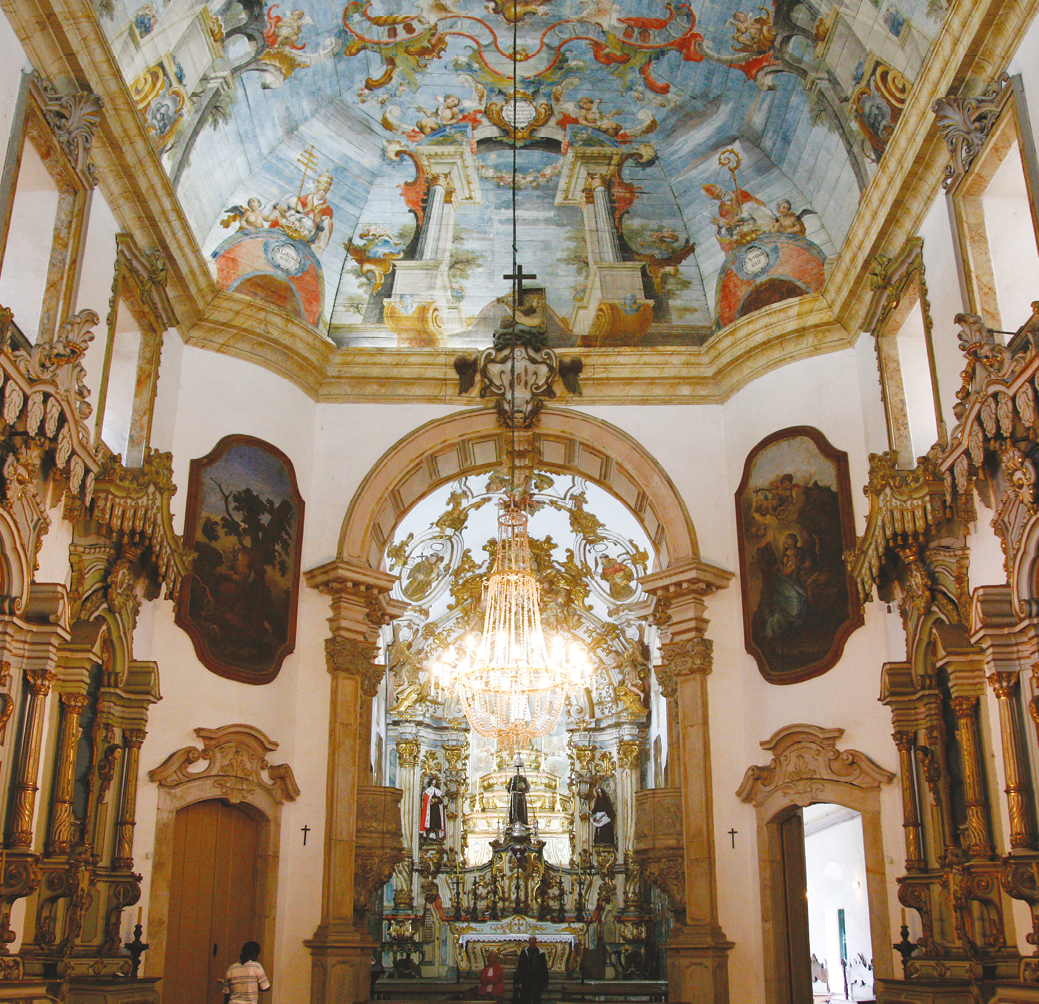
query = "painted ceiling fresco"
xmin=99 ymin=0 xmax=946 ymax=347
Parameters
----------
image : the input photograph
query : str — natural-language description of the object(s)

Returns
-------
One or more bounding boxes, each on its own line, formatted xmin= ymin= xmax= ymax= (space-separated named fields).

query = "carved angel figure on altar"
xmin=420 ymin=776 xmax=445 ymax=839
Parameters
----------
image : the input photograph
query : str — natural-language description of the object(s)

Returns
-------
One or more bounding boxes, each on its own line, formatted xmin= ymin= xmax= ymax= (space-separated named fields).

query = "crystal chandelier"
xmin=426 ymin=11 xmax=592 ymax=746
xmin=430 ymin=501 xmax=593 ymax=748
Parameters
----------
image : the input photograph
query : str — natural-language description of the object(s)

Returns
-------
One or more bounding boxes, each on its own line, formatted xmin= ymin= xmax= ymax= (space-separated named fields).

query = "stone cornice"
xmin=825 ymin=0 xmax=1039 ymax=333
xmin=5 ymin=0 xmax=1035 ymax=404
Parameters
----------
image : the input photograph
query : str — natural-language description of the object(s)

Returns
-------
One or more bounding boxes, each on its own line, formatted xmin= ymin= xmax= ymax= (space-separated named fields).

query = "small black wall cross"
xmin=504 ymin=264 xmax=537 ymax=302
xmin=302 ymin=824 xmax=311 ymax=846
xmin=728 ymin=828 xmax=738 ymax=848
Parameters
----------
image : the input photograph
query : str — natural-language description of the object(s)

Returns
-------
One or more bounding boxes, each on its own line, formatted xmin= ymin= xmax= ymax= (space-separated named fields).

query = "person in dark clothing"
xmin=515 ymin=935 xmax=549 ymax=1004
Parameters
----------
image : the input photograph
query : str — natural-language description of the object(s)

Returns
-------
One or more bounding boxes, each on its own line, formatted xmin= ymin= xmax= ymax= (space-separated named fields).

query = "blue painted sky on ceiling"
xmin=98 ymin=0 xmax=945 ymax=345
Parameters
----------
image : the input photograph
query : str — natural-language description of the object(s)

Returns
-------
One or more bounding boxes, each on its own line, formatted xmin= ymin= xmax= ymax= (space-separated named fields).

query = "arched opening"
xmin=310 ymin=406 xmax=732 ymax=1003
xmin=737 ymin=726 xmax=895 ymax=1004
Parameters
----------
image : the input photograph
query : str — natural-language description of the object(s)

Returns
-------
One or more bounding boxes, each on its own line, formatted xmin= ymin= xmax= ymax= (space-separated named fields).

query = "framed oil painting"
xmin=176 ymin=435 xmax=304 ymax=684
xmin=735 ymin=426 xmax=862 ymax=684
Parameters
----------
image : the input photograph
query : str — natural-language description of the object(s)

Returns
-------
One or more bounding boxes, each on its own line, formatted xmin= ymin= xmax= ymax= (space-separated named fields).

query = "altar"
xmin=450 ymin=916 xmax=589 ymax=975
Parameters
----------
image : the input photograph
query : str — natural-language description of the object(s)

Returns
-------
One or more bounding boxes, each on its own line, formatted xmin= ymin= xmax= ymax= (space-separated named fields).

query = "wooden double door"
xmin=164 ymin=800 xmax=263 ymax=1004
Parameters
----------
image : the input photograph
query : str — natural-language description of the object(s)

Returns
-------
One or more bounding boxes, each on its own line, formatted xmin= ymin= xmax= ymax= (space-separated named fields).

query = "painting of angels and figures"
xmin=96 ymin=0 xmax=949 ymax=346
xmin=176 ymin=435 xmax=305 ymax=684
xmin=735 ymin=426 xmax=862 ymax=684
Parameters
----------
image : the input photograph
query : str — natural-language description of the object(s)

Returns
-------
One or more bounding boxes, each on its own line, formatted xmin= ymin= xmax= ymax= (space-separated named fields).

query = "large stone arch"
xmin=337 ymin=406 xmax=700 ymax=571
xmin=307 ymin=406 xmax=733 ymax=1004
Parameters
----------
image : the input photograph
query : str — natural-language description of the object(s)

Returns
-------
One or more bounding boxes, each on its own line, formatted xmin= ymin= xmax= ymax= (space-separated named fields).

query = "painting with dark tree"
xmin=735 ymin=427 xmax=862 ymax=684
xmin=176 ymin=435 xmax=305 ymax=684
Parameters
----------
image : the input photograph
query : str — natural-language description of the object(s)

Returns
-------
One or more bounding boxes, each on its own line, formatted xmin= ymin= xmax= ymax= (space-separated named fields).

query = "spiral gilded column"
xmin=989 ymin=673 xmax=1037 ymax=850
xmin=46 ymin=692 xmax=87 ymax=856
xmin=113 ymin=729 xmax=146 ymax=869
xmin=893 ymin=730 xmax=925 ymax=870
xmin=6 ymin=669 xmax=54 ymax=848
xmin=951 ymin=696 xmax=993 ymax=859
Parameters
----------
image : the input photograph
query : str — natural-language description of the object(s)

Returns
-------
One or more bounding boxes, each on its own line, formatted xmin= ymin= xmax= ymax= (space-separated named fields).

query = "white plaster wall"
xmin=0 ymin=22 xmax=27 ymax=160
xmin=572 ymin=349 xmax=907 ymax=1004
xmin=130 ymin=346 xmax=326 ymax=1002
xmin=130 ymin=356 xmax=457 ymax=1004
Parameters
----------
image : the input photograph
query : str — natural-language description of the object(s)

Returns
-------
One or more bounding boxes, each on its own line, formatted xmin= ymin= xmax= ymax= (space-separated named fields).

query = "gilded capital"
xmin=124 ymin=729 xmax=146 ymax=749
xmin=397 ymin=738 xmax=420 ymax=770
xmin=24 ymin=669 xmax=54 ymax=697
xmin=892 ymin=730 xmax=916 ymax=752
xmin=950 ymin=695 xmax=978 ymax=719
xmin=617 ymin=740 xmax=640 ymax=771
xmin=988 ymin=672 xmax=1019 ymax=701
xmin=59 ymin=693 xmax=88 ymax=713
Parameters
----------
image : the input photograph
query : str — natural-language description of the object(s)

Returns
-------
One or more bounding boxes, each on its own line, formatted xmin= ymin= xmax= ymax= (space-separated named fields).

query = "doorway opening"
xmin=802 ymin=803 xmax=874 ymax=1003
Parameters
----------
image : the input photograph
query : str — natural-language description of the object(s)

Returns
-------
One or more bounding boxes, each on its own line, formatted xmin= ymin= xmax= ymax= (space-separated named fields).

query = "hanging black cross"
xmin=728 ymin=828 xmax=738 ymax=848
xmin=301 ymin=824 xmax=311 ymax=846
xmin=504 ymin=264 xmax=537 ymax=304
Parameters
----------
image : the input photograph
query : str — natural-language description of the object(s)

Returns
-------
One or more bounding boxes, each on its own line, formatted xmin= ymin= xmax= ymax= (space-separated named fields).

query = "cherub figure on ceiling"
xmin=552 ymin=78 xmax=657 ymax=144
xmin=729 ymin=7 xmax=777 ymax=54
xmin=487 ymin=0 xmax=551 ymax=23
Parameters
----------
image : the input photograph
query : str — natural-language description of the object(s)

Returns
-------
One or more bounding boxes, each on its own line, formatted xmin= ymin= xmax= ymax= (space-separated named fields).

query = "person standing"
xmin=515 ymin=935 xmax=549 ymax=1004
xmin=479 ymin=950 xmax=506 ymax=1000
xmin=223 ymin=941 xmax=271 ymax=1004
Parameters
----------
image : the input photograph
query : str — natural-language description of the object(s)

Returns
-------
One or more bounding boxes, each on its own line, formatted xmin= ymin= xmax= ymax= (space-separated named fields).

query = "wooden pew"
xmin=558 ymin=981 xmax=668 ymax=1002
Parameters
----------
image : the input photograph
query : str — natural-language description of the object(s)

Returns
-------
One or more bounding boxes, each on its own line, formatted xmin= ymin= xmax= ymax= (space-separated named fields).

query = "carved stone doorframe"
xmin=737 ymin=724 xmax=895 ymax=1004
xmin=146 ymin=724 xmax=300 ymax=986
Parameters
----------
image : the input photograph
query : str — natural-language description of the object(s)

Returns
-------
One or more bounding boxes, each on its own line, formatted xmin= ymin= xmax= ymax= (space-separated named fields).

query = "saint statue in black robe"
xmin=507 ymin=766 xmax=530 ymax=827
xmin=591 ymin=785 xmax=615 ymax=846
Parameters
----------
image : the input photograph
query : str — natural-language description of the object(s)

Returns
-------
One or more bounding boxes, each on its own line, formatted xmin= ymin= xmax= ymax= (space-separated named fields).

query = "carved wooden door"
xmin=779 ymin=810 xmax=812 ymax=1004
xmin=164 ymin=799 xmax=262 ymax=1004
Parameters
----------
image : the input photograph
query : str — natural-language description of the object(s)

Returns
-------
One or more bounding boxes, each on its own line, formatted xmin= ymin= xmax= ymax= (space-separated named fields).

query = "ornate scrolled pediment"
xmin=148 ymin=724 xmax=300 ymax=805
xmin=736 ymin=724 xmax=894 ymax=809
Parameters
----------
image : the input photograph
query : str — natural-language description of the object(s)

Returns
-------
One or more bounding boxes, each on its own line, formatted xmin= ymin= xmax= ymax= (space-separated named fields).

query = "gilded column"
xmin=113 ymin=729 xmax=146 ymax=869
xmin=989 ymin=673 xmax=1036 ymax=850
xmin=46 ymin=692 xmax=88 ymax=856
xmin=394 ymin=736 xmax=419 ymax=911
xmin=615 ymin=738 xmax=640 ymax=911
xmin=893 ymin=730 xmax=925 ymax=870
xmin=951 ymin=696 xmax=993 ymax=859
xmin=7 ymin=669 xmax=55 ymax=848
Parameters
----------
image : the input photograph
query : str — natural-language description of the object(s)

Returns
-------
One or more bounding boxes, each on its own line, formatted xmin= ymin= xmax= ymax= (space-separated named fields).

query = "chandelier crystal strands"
xmin=427 ymin=15 xmax=593 ymax=747
xmin=429 ymin=502 xmax=594 ymax=748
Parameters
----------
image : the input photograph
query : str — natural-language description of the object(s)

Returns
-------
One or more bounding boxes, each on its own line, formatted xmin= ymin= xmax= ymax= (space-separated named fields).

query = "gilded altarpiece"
xmin=379 ymin=452 xmax=661 ymax=982
xmin=848 ymin=254 xmax=1039 ymax=999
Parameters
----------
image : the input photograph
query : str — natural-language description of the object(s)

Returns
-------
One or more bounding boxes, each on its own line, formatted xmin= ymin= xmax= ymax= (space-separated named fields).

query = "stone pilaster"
xmin=640 ymin=559 xmax=733 ymax=1004
xmin=304 ymin=560 xmax=408 ymax=1004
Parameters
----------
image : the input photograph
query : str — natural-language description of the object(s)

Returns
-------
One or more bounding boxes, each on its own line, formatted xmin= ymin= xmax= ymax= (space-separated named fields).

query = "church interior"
xmin=0 ymin=0 xmax=1038 ymax=1002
